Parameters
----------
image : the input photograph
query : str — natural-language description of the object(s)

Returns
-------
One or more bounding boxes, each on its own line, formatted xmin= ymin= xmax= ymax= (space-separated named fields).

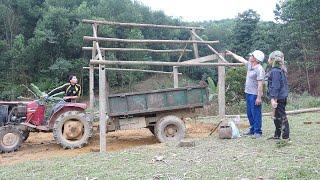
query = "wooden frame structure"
xmin=82 ymin=19 xmax=244 ymax=152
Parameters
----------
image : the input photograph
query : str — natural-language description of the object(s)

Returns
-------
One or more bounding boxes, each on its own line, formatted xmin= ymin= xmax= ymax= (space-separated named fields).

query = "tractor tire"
xmin=155 ymin=115 xmax=185 ymax=143
xmin=53 ymin=111 xmax=93 ymax=149
xmin=0 ymin=125 xmax=23 ymax=153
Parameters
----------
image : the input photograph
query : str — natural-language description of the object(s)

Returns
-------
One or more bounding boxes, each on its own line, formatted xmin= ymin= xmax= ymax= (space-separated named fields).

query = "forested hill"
xmin=0 ymin=0 xmax=319 ymax=100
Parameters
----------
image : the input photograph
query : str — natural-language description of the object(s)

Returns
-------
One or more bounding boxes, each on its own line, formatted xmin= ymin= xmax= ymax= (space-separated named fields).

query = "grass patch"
xmin=1 ymin=113 xmax=320 ymax=179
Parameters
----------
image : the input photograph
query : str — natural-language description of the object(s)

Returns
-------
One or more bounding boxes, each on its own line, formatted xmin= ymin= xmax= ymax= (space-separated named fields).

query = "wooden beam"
xmin=92 ymin=23 xmax=107 ymax=153
xmin=190 ymin=30 xmax=228 ymax=63
xmin=82 ymin=19 xmax=204 ymax=30
xmin=191 ymin=29 xmax=199 ymax=58
xmin=83 ymin=67 xmax=182 ymax=74
xmin=218 ymin=59 xmax=226 ymax=119
xmin=83 ymin=36 xmax=219 ymax=44
xmin=173 ymin=66 xmax=179 ymax=88
xmin=182 ymin=55 xmax=218 ymax=64
xmin=90 ymin=60 xmax=243 ymax=67
xmin=90 ymin=24 xmax=97 ymax=110
xmin=198 ymin=107 xmax=320 ymax=119
xmin=82 ymin=47 xmax=192 ymax=53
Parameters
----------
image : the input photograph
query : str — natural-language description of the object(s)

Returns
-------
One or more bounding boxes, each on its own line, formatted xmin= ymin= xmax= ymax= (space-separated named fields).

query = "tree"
xmin=231 ymin=9 xmax=260 ymax=57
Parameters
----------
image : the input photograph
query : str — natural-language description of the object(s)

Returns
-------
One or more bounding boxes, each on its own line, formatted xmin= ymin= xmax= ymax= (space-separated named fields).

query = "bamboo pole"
xmin=190 ymin=30 xmax=228 ymax=63
xmin=82 ymin=47 xmax=192 ymax=53
xmin=218 ymin=58 xmax=226 ymax=119
xmin=90 ymin=60 xmax=243 ymax=67
xmin=191 ymin=29 xmax=199 ymax=59
xmin=173 ymin=66 xmax=179 ymax=88
xmin=89 ymin=24 xmax=96 ymax=110
xmin=83 ymin=67 xmax=182 ymax=74
xmin=198 ymin=107 xmax=320 ymax=119
xmin=83 ymin=36 xmax=219 ymax=44
xmin=82 ymin=19 xmax=204 ymax=30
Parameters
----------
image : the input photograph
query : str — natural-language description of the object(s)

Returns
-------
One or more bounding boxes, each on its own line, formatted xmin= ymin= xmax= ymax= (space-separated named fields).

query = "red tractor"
xmin=0 ymin=86 xmax=93 ymax=153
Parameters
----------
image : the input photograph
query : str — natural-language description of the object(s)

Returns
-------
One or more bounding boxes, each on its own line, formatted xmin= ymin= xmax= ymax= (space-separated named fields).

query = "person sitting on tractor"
xmin=47 ymin=75 xmax=81 ymax=102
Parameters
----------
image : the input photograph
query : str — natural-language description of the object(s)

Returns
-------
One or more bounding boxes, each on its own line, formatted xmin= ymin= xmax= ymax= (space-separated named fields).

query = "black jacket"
xmin=267 ymin=67 xmax=289 ymax=99
xmin=48 ymin=83 xmax=81 ymax=102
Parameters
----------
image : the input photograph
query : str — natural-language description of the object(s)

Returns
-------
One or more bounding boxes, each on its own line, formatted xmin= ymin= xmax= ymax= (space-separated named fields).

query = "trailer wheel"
xmin=0 ymin=125 xmax=23 ymax=153
xmin=155 ymin=115 xmax=185 ymax=143
xmin=53 ymin=111 xmax=93 ymax=149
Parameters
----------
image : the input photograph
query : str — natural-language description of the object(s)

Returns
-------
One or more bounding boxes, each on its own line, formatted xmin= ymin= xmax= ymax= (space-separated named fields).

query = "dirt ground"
xmin=0 ymin=121 xmax=249 ymax=166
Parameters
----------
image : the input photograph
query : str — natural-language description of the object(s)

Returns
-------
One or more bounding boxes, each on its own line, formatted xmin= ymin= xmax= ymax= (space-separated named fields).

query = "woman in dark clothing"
xmin=267 ymin=51 xmax=290 ymax=140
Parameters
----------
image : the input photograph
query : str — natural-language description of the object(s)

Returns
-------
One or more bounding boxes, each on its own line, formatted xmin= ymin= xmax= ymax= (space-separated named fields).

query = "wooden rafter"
xmin=82 ymin=19 xmax=204 ymax=30
xmin=83 ymin=36 xmax=219 ymax=44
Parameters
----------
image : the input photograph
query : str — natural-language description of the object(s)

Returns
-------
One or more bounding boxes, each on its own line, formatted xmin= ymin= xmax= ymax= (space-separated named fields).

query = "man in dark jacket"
xmin=47 ymin=75 xmax=81 ymax=102
xmin=267 ymin=51 xmax=290 ymax=140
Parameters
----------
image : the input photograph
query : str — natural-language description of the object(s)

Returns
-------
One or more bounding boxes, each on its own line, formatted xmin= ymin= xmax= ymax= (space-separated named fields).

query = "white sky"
xmin=137 ymin=0 xmax=279 ymax=22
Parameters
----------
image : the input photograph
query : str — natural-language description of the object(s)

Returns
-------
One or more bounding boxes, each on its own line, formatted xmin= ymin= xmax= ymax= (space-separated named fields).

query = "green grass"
xmin=1 ymin=113 xmax=320 ymax=179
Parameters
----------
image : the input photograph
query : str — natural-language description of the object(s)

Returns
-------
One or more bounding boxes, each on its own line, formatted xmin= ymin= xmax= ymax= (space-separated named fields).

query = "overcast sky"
xmin=137 ymin=0 xmax=279 ymax=22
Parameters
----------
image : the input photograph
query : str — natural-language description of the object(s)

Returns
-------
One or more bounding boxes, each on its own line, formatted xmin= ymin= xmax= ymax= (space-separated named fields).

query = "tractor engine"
xmin=7 ymin=104 xmax=27 ymax=124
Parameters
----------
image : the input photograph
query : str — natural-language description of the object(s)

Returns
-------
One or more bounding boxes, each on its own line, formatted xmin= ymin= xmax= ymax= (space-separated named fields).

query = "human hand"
xmin=255 ymin=97 xmax=262 ymax=105
xmin=42 ymin=94 xmax=49 ymax=100
xmin=271 ymin=99 xmax=278 ymax=108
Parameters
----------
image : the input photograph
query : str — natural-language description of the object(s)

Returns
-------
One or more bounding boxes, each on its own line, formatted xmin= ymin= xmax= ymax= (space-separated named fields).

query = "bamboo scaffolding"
xmin=83 ymin=67 xmax=182 ymax=74
xmin=83 ymin=36 xmax=219 ymax=44
xmin=82 ymin=47 xmax=192 ymax=53
xmin=82 ymin=19 xmax=204 ymax=30
xmin=190 ymin=30 xmax=228 ymax=63
xmin=90 ymin=60 xmax=243 ymax=67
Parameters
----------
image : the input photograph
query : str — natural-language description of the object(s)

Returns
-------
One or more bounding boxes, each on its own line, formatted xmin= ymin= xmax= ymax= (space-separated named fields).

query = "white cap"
xmin=249 ymin=50 xmax=265 ymax=62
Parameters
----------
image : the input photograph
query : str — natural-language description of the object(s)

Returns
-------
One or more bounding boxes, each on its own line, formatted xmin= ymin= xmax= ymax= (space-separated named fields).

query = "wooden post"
xmin=98 ymin=64 xmax=107 ymax=153
xmin=191 ymin=29 xmax=199 ymax=58
xmin=173 ymin=66 xmax=179 ymax=88
xmin=89 ymin=65 xmax=94 ymax=110
xmin=89 ymin=28 xmax=97 ymax=110
xmin=92 ymin=23 xmax=107 ymax=153
xmin=218 ymin=60 xmax=226 ymax=120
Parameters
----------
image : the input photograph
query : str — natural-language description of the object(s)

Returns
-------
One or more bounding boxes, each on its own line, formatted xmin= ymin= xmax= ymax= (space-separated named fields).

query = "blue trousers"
xmin=246 ymin=93 xmax=262 ymax=134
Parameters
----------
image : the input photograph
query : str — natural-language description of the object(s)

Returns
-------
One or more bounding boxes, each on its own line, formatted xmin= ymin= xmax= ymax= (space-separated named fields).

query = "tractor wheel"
xmin=53 ymin=111 xmax=93 ymax=149
xmin=0 ymin=125 xmax=23 ymax=153
xmin=155 ymin=115 xmax=185 ymax=143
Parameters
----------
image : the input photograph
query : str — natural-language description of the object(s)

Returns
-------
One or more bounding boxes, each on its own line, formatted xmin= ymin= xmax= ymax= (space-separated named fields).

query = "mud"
xmin=0 ymin=121 xmax=248 ymax=166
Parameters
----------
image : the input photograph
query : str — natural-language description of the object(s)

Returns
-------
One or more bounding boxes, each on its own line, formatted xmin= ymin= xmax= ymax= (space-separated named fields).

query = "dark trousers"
xmin=274 ymin=98 xmax=290 ymax=139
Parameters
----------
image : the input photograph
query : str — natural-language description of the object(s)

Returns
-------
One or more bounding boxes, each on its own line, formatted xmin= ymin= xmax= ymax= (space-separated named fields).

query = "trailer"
xmin=106 ymin=85 xmax=209 ymax=142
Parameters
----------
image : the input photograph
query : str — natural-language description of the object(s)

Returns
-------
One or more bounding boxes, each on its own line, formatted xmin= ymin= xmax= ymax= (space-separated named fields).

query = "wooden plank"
xmin=82 ymin=19 xmax=204 ymax=30
xmin=190 ymin=30 xmax=228 ymax=63
xmin=191 ymin=29 xmax=199 ymax=58
xmin=90 ymin=60 xmax=243 ymax=67
xmin=82 ymin=47 xmax=192 ymax=53
xmin=83 ymin=67 xmax=182 ymax=74
xmin=83 ymin=36 xmax=219 ymax=44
